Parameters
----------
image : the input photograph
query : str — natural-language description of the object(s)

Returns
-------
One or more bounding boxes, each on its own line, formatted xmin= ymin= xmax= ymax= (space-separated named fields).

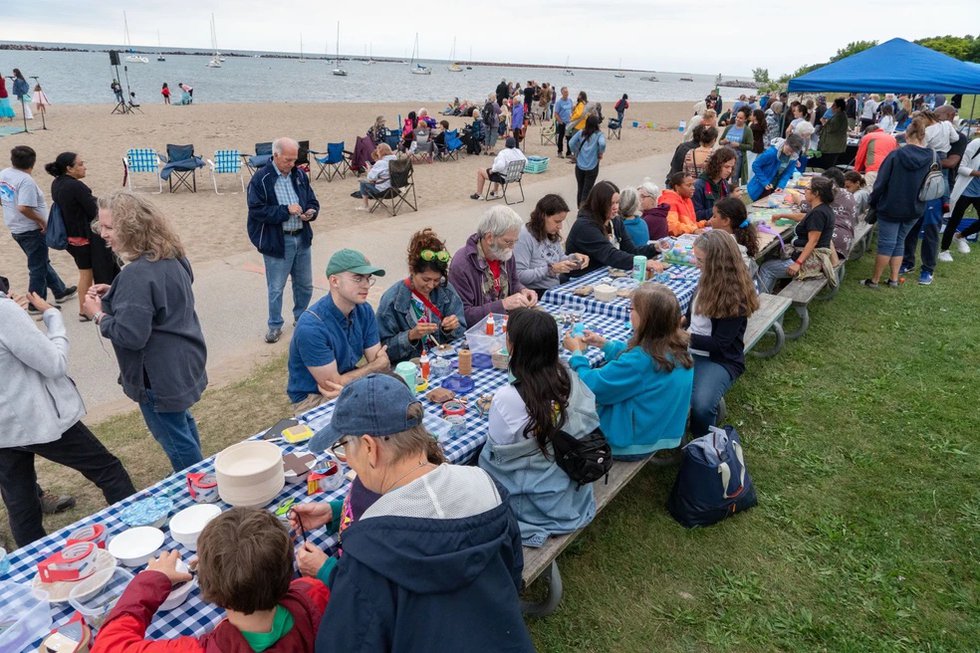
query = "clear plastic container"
xmin=68 ymin=565 xmax=134 ymax=628
xmin=464 ymin=313 xmax=507 ymax=355
xmin=0 ymin=581 xmax=52 ymax=651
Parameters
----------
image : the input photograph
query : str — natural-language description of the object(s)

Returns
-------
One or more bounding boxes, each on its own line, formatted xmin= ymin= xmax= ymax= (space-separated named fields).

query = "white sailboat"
xmin=156 ymin=31 xmax=166 ymax=61
xmin=410 ymin=34 xmax=430 ymax=75
xmin=299 ymin=34 xmax=305 ymax=63
xmin=207 ymin=14 xmax=222 ymax=68
xmin=123 ymin=12 xmax=148 ymax=63
xmin=614 ymin=58 xmax=625 ymax=78
xmin=332 ymin=22 xmax=347 ymax=76
xmin=365 ymin=43 xmax=376 ymax=65
xmin=563 ymin=56 xmax=573 ymax=76
xmin=448 ymin=37 xmax=462 ymax=72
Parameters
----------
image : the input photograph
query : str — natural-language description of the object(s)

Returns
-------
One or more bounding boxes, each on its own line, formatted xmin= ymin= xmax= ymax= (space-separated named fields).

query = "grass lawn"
xmin=4 ymin=243 xmax=978 ymax=652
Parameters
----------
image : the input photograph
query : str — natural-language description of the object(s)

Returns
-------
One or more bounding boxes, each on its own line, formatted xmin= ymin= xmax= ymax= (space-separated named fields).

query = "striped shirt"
xmin=274 ymin=171 xmax=302 ymax=232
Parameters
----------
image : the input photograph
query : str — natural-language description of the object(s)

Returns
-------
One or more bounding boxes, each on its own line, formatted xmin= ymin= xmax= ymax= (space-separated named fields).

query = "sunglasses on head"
xmin=420 ymin=249 xmax=450 ymax=263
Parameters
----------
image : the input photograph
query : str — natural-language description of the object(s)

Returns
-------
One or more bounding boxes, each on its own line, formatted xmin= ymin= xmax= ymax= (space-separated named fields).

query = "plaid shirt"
xmin=274 ymin=171 xmax=303 ymax=232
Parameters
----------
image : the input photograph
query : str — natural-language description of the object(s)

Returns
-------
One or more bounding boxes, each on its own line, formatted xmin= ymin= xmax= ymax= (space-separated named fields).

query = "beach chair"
xmin=207 ymin=149 xmax=245 ymax=194
xmin=443 ymin=130 xmax=464 ymax=161
xmin=350 ymin=135 xmax=375 ymax=176
xmin=163 ymin=144 xmax=204 ymax=193
xmin=607 ymin=118 xmax=622 ymax=140
xmin=241 ymin=142 xmax=273 ymax=176
xmin=411 ymin=139 xmax=435 ymax=164
xmin=384 ymin=129 xmax=402 ymax=152
xmin=312 ymin=142 xmax=351 ymax=181
xmin=296 ymin=140 xmax=311 ymax=174
xmin=540 ymin=120 xmax=557 ymax=146
xmin=484 ymin=159 xmax=526 ymax=205
xmin=122 ymin=148 xmax=163 ymax=194
xmin=370 ymin=157 xmax=417 ymax=216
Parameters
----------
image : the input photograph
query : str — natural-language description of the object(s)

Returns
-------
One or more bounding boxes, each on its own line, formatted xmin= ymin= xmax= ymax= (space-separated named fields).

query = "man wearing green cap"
xmin=286 ymin=249 xmax=390 ymax=414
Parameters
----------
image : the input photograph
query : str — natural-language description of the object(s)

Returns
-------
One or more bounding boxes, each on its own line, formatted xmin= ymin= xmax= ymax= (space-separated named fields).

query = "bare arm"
xmin=17 ymin=205 xmax=46 ymax=231
xmin=307 ymin=344 xmax=389 ymax=387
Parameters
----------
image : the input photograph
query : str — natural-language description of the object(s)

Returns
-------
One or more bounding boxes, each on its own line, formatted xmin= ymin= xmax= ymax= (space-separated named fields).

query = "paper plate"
xmin=32 ymin=548 xmax=116 ymax=603
xmin=440 ymin=375 xmax=475 ymax=394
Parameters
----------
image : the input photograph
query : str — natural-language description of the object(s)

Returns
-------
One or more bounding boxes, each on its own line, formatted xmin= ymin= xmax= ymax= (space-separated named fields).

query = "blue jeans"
xmin=12 ymin=229 xmax=68 ymax=298
xmin=901 ymin=199 xmax=942 ymax=274
xmin=359 ymin=181 xmax=385 ymax=199
xmin=876 ymin=220 xmax=916 ymax=258
xmin=690 ymin=355 xmax=735 ymax=438
xmin=263 ymin=233 xmax=313 ymax=330
xmin=756 ymin=258 xmax=796 ymax=294
xmin=138 ymin=389 xmax=203 ymax=472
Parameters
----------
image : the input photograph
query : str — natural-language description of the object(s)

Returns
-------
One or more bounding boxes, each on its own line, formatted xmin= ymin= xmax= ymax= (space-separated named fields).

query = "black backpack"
xmin=482 ymin=102 xmax=495 ymax=125
xmin=551 ymin=427 xmax=613 ymax=488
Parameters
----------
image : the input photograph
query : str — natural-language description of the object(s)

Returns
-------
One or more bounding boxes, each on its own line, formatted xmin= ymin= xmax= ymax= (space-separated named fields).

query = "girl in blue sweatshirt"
xmin=564 ymin=283 xmax=694 ymax=460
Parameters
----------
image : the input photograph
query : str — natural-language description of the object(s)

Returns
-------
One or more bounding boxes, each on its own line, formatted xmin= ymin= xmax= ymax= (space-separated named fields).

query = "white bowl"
xmin=215 ymin=441 xmax=285 ymax=508
xmin=159 ymin=560 xmax=196 ymax=612
xmin=108 ymin=527 xmax=165 ymax=567
xmin=169 ymin=504 xmax=222 ymax=552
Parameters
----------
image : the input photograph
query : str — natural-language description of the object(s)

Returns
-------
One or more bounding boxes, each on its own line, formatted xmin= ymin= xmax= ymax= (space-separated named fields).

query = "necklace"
xmin=381 ymin=460 xmax=433 ymax=494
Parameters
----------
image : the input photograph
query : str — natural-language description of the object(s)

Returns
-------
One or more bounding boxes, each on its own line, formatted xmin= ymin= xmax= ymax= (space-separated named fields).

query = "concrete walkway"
xmin=69 ymin=151 xmax=673 ymax=421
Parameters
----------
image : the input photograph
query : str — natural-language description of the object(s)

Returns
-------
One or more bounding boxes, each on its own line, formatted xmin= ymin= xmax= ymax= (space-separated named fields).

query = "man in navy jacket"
xmin=247 ymin=137 xmax=320 ymax=343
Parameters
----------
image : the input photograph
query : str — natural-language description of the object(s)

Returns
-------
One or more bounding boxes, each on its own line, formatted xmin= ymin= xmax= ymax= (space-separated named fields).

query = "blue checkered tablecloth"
xmin=541 ymin=266 xmax=701 ymax=323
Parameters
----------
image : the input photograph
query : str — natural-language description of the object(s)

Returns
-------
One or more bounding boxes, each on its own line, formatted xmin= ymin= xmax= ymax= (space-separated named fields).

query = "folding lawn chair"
xmin=484 ymin=159 xmax=526 ymax=205
xmin=607 ymin=118 xmax=622 ymax=140
xmin=163 ymin=144 xmax=205 ymax=193
xmin=312 ymin=142 xmax=352 ymax=181
xmin=540 ymin=120 xmax=557 ymax=146
xmin=384 ymin=129 xmax=402 ymax=152
xmin=207 ymin=149 xmax=245 ymax=194
xmin=370 ymin=157 xmax=417 ymax=216
xmin=443 ymin=130 xmax=464 ymax=161
xmin=296 ymin=140 xmax=311 ymax=174
xmin=350 ymin=135 xmax=375 ymax=176
xmin=411 ymin=139 xmax=435 ymax=164
xmin=122 ymin=148 xmax=163 ymax=193
xmin=241 ymin=142 xmax=273 ymax=176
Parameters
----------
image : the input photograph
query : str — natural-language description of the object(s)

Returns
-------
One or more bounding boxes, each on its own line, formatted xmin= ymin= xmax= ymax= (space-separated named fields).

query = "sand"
xmin=0 ymin=100 xmax=691 ymax=293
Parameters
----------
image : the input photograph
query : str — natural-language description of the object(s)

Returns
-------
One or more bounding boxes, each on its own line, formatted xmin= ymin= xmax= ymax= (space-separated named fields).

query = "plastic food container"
xmin=593 ymin=284 xmax=617 ymax=302
xmin=464 ymin=314 xmax=507 ymax=354
xmin=0 ymin=581 xmax=53 ymax=651
xmin=68 ymin=565 xmax=134 ymax=627
xmin=119 ymin=496 xmax=173 ymax=529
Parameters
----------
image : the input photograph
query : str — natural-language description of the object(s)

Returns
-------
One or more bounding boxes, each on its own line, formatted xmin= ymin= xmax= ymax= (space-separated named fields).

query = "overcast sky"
xmin=5 ymin=1 xmax=975 ymax=75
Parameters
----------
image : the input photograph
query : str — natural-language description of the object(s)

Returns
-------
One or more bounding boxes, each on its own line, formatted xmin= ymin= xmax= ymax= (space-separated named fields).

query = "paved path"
xmin=64 ymin=152 xmax=672 ymax=421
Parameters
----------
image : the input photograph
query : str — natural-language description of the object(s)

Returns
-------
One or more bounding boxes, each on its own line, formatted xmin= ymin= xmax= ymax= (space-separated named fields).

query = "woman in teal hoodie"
xmin=563 ymin=283 xmax=694 ymax=460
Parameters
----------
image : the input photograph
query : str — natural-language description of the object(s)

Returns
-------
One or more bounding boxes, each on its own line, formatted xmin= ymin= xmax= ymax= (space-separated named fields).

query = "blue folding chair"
xmin=122 ymin=148 xmax=163 ymax=193
xmin=311 ymin=142 xmax=352 ymax=181
xmin=443 ymin=130 xmax=464 ymax=161
xmin=207 ymin=149 xmax=245 ymax=194
xmin=384 ymin=129 xmax=402 ymax=151
xmin=241 ymin=142 xmax=273 ymax=176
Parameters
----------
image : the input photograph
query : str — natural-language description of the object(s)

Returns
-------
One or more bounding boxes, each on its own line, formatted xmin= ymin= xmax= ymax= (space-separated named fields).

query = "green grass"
xmin=4 ymin=246 xmax=979 ymax=652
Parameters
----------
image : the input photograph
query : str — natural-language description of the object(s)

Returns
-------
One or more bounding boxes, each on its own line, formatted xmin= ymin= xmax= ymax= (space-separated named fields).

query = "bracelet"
xmin=795 ymin=259 xmax=805 ymax=266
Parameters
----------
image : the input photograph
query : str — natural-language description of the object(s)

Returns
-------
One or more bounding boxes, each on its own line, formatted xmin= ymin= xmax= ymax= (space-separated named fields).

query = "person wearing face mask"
xmin=514 ymin=193 xmax=588 ymax=298
xmin=448 ymin=206 xmax=538 ymax=325
xmin=746 ymin=134 xmax=804 ymax=200
xmin=376 ymin=228 xmax=466 ymax=364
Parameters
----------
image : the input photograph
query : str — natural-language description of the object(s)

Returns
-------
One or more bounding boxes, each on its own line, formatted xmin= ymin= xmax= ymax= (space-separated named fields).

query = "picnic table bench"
xmin=778 ymin=262 xmax=846 ymax=340
xmin=743 ymin=293 xmax=792 ymax=358
xmin=849 ymin=220 xmax=875 ymax=260
xmin=521 ymin=456 xmax=651 ymax=616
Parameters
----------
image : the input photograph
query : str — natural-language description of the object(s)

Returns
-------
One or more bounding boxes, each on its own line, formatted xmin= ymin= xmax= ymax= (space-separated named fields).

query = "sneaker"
xmin=54 ymin=286 xmax=78 ymax=304
xmin=556 ymin=152 xmax=564 ymax=158
xmin=938 ymin=250 xmax=953 ymax=262
xmin=28 ymin=304 xmax=61 ymax=319
xmin=898 ymin=264 xmax=915 ymax=274
xmin=918 ymin=271 xmax=933 ymax=285
xmin=859 ymin=279 xmax=879 ymax=289
xmin=470 ymin=193 xmax=481 ymax=200
xmin=264 ymin=327 xmax=282 ymax=344
xmin=954 ymin=235 xmax=971 ymax=254
xmin=40 ymin=491 xmax=76 ymax=515
xmin=885 ymin=279 xmax=900 ymax=288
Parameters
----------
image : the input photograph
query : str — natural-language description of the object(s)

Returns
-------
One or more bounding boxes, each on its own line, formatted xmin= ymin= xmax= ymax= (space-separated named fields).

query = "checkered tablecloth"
xmin=541 ymin=266 xmax=701 ymax=322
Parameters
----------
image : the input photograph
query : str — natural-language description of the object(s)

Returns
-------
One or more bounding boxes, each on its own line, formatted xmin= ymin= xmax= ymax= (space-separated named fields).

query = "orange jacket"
xmin=661 ymin=189 xmax=706 ymax=236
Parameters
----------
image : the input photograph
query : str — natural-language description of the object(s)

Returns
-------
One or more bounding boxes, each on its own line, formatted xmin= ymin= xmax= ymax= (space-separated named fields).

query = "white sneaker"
xmin=938 ymin=250 xmax=953 ymax=262
xmin=954 ymin=235 xmax=971 ymax=254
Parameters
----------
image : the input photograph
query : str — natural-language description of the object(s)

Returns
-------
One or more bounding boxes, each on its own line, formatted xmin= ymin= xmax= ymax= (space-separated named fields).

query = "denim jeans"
xmin=902 ymin=199 xmax=942 ymax=273
xmin=359 ymin=181 xmax=385 ymax=199
xmin=11 ymin=229 xmax=68 ymax=298
xmin=756 ymin=258 xmax=796 ymax=294
xmin=0 ymin=421 xmax=136 ymax=547
xmin=138 ymin=389 xmax=204 ymax=472
xmin=690 ymin=355 xmax=736 ymax=438
xmin=263 ymin=233 xmax=313 ymax=330
xmin=876 ymin=220 xmax=916 ymax=258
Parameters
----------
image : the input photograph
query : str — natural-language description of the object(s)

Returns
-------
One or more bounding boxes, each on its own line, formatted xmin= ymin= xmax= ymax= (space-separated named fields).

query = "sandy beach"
xmin=1 ymin=100 xmax=691 ymax=293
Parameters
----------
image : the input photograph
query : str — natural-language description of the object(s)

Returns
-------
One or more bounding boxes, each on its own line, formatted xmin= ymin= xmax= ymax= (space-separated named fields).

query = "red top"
xmin=0 ymin=77 xmax=7 ymax=99
xmin=487 ymin=259 xmax=502 ymax=296
xmin=162 ymin=87 xmax=171 ymax=97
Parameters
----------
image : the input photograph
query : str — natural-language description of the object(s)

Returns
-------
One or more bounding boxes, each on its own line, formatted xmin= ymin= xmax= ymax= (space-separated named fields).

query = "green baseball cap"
xmin=326 ymin=249 xmax=386 ymax=277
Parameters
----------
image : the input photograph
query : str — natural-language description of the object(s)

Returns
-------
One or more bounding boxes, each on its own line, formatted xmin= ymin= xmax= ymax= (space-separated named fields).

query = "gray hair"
xmin=769 ymin=101 xmax=783 ymax=114
xmin=477 ymin=205 xmax=523 ymax=239
xmin=272 ymin=137 xmax=298 ymax=156
xmin=618 ymin=188 xmax=640 ymax=218
xmin=637 ymin=178 xmax=661 ymax=202
xmin=784 ymin=134 xmax=805 ymax=153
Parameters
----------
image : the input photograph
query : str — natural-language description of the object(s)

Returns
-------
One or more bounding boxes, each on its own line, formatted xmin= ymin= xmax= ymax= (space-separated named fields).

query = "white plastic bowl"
xmin=159 ymin=560 xmax=196 ymax=611
xmin=169 ymin=504 xmax=222 ymax=551
xmin=108 ymin=527 xmax=165 ymax=567
xmin=215 ymin=440 xmax=285 ymax=508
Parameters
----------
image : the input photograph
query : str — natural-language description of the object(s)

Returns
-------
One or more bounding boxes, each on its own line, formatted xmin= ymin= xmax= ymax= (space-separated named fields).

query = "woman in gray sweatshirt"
xmin=514 ymin=194 xmax=588 ymax=299
xmin=0 ymin=284 xmax=135 ymax=547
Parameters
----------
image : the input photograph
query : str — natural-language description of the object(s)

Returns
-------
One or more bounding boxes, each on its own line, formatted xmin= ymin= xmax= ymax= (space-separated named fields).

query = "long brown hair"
xmin=528 ymin=194 xmax=570 ymax=242
xmin=628 ymin=284 xmax=693 ymax=372
xmin=407 ymin=228 xmax=449 ymax=275
xmin=97 ymin=190 xmax=185 ymax=262
xmin=693 ymin=230 xmax=758 ymax=318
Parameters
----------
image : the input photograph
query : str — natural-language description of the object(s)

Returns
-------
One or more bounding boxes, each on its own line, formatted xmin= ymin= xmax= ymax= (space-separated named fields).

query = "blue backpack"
xmin=45 ymin=203 xmax=68 ymax=250
xmin=667 ymin=425 xmax=758 ymax=528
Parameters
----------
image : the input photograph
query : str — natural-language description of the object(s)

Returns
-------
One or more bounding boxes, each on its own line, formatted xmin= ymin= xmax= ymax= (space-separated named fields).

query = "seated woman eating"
xmin=377 ymin=228 xmax=467 ymax=364
xmin=356 ymin=143 xmax=397 ymax=211
xmin=693 ymin=147 xmax=742 ymax=220
xmin=564 ymin=180 xmax=662 ymax=278
xmin=662 ymin=172 xmax=707 ymax=236
xmin=563 ymin=283 xmax=694 ymax=460
xmin=478 ymin=308 xmax=598 ymax=547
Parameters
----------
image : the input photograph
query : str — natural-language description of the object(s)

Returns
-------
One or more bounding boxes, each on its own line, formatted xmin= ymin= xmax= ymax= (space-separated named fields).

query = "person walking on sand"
xmin=161 ymin=82 xmax=171 ymax=105
xmin=247 ymin=137 xmax=319 ymax=344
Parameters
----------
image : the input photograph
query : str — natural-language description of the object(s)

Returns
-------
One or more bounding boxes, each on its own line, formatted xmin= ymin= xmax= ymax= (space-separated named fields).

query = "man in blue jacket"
xmin=247 ymin=137 xmax=320 ymax=344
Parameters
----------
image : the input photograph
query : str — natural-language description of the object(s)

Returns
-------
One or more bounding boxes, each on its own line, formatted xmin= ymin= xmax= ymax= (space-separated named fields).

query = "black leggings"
xmin=941 ymin=195 xmax=980 ymax=251
xmin=575 ymin=166 xmax=599 ymax=207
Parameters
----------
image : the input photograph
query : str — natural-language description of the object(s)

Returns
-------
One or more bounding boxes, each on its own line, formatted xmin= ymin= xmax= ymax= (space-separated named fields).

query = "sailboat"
xmin=207 ymin=14 xmax=222 ymax=68
xmin=410 ymin=34 xmax=431 ymax=75
xmin=448 ymin=37 xmax=462 ymax=72
xmin=614 ymin=58 xmax=625 ymax=78
xmin=332 ymin=23 xmax=347 ymax=76
xmin=563 ymin=56 xmax=573 ymax=76
xmin=299 ymin=34 xmax=305 ymax=63
xmin=123 ymin=12 xmax=148 ymax=63
xmin=156 ymin=31 xmax=166 ymax=61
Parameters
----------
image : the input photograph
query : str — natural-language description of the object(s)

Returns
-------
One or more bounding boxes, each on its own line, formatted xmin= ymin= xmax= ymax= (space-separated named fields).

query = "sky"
xmin=5 ymin=1 xmax=976 ymax=76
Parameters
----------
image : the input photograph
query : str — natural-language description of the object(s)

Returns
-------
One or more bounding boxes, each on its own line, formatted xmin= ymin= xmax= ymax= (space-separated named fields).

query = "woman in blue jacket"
xmin=568 ymin=115 xmax=607 ymax=207
xmin=746 ymin=134 xmax=804 ymax=200
xmin=376 ymin=228 xmax=466 ymax=363
xmin=479 ymin=308 xmax=598 ymax=547
xmin=564 ymin=283 xmax=694 ymax=460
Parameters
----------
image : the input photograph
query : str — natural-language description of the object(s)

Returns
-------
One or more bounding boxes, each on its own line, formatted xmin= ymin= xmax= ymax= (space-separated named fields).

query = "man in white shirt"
xmin=469 ymin=137 xmax=527 ymax=200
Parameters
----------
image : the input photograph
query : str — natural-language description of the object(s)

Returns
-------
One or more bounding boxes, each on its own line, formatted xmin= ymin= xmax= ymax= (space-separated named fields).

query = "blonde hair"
xmin=97 ymin=190 xmax=185 ymax=262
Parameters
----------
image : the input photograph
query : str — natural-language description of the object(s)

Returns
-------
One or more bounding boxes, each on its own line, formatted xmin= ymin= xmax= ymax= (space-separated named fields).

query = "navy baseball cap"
xmin=308 ymin=374 xmax=423 ymax=452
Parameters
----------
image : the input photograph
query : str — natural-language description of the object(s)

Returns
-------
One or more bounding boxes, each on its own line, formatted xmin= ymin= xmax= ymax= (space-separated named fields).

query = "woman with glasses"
xmin=377 ymin=228 xmax=467 ymax=364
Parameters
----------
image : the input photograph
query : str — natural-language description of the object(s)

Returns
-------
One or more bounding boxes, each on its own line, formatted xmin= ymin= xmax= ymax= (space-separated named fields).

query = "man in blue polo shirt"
xmin=287 ymin=249 xmax=391 ymax=414
xmin=553 ymin=86 xmax=573 ymax=159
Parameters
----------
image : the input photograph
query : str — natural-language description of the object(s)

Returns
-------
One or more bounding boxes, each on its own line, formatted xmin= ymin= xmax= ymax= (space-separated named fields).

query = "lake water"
xmin=1 ymin=47 xmax=757 ymax=105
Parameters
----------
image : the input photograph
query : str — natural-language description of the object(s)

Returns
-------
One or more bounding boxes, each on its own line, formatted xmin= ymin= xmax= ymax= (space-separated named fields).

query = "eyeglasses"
xmin=420 ymin=249 xmax=450 ymax=263
xmin=330 ymin=437 xmax=350 ymax=461
xmin=348 ymin=273 xmax=377 ymax=287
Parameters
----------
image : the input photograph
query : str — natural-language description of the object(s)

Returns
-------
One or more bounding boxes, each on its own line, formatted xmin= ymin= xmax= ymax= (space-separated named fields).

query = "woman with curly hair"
xmin=376 ymin=228 xmax=467 ymax=363
xmin=693 ymin=147 xmax=740 ymax=220
xmin=688 ymin=230 xmax=759 ymax=436
xmin=80 ymin=190 xmax=207 ymax=472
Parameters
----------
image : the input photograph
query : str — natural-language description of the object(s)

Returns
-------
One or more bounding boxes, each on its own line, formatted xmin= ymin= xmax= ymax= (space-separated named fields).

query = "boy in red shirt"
xmin=92 ymin=507 xmax=329 ymax=652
